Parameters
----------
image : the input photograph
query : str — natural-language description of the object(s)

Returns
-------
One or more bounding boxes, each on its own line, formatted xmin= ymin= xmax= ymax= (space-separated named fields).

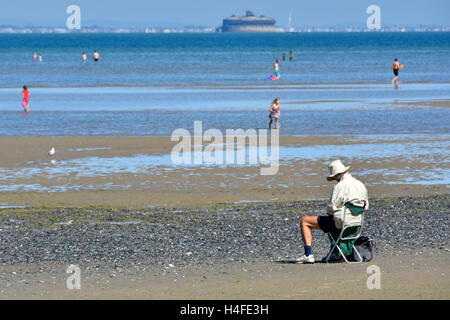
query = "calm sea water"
xmin=0 ymin=32 xmax=449 ymax=136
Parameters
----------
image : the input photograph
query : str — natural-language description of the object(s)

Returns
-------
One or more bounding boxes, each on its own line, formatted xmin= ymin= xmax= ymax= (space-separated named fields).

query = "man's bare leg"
xmin=393 ymin=76 xmax=398 ymax=88
xmin=295 ymin=216 xmax=321 ymax=262
xmin=300 ymin=216 xmax=321 ymax=246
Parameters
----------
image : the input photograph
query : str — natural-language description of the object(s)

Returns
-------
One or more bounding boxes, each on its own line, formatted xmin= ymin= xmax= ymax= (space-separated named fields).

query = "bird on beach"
xmin=48 ymin=147 xmax=55 ymax=156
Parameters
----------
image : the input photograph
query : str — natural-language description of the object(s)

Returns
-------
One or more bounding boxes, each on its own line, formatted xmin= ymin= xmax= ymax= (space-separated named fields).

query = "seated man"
xmin=295 ymin=160 xmax=369 ymax=263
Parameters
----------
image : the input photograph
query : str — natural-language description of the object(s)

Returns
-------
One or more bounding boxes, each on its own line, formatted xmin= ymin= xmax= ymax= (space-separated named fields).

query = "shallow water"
xmin=0 ymin=107 xmax=449 ymax=136
xmin=1 ymin=33 xmax=449 ymax=193
xmin=0 ymin=33 xmax=449 ymax=136
xmin=0 ymin=135 xmax=448 ymax=192
xmin=2 ymin=33 xmax=450 ymax=87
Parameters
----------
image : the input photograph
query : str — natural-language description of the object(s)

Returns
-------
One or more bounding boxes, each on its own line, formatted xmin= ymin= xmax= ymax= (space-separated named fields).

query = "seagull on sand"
xmin=48 ymin=147 xmax=55 ymax=156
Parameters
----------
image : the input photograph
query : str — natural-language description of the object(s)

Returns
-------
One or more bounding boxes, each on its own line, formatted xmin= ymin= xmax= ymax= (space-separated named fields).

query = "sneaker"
xmin=294 ymin=254 xmax=315 ymax=264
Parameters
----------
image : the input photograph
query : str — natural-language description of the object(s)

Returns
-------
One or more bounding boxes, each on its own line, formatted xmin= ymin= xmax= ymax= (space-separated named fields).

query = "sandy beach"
xmin=2 ymin=253 xmax=449 ymax=300
xmin=0 ymin=133 xmax=448 ymax=300
xmin=0 ymin=195 xmax=448 ymax=299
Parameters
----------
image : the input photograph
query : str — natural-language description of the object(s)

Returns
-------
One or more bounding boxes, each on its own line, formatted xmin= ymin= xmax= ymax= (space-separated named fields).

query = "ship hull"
xmin=222 ymin=25 xmax=276 ymax=32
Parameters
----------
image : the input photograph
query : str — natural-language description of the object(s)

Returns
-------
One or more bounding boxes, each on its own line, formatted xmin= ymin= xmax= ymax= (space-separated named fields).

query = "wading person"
xmin=392 ymin=58 xmax=400 ymax=89
xmin=93 ymin=50 xmax=100 ymax=62
xmin=268 ymin=98 xmax=280 ymax=129
xmin=22 ymin=85 xmax=30 ymax=113
xmin=295 ymin=160 xmax=369 ymax=263
xmin=273 ymin=59 xmax=280 ymax=80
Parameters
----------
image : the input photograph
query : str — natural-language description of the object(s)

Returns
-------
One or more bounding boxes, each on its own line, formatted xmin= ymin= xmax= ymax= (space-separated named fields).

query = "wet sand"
xmin=0 ymin=135 xmax=448 ymax=207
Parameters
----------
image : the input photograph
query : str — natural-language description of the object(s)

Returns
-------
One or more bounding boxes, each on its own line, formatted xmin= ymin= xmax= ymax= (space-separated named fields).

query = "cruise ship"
xmin=220 ymin=11 xmax=276 ymax=32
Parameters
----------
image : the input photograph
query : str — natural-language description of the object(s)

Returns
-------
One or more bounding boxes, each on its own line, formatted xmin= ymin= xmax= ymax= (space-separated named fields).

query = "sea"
xmin=0 ymin=32 xmax=449 ymax=136
xmin=0 ymin=32 xmax=449 ymax=191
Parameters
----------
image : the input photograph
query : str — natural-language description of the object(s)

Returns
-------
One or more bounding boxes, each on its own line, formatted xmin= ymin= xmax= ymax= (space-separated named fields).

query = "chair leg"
xmin=348 ymin=245 xmax=363 ymax=264
xmin=325 ymin=233 xmax=341 ymax=263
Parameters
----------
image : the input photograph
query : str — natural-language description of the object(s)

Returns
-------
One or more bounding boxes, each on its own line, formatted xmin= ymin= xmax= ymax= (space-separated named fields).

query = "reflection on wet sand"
xmin=0 ymin=135 xmax=448 ymax=207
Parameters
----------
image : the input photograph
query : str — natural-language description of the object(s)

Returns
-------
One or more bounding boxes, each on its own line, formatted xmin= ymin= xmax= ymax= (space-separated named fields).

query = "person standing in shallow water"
xmin=268 ymin=98 xmax=281 ymax=129
xmin=392 ymin=58 xmax=400 ymax=89
xmin=273 ymin=59 xmax=281 ymax=80
xmin=289 ymin=50 xmax=294 ymax=61
xmin=82 ymin=52 xmax=88 ymax=63
xmin=93 ymin=50 xmax=100 ymax=62
xmin=22 ymin=86 xmax=30 ymax=113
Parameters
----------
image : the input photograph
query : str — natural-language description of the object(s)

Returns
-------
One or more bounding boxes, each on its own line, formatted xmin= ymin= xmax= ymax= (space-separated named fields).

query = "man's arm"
xmin=363 ymin=186 xmax=369 ymax=210
xmin=327 ymin=184 xmax=344 ymax=215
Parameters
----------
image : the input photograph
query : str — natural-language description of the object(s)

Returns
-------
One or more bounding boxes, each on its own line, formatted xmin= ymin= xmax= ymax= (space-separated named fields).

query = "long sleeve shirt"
xmin=327 ymin=173 xmax=369 ymax=228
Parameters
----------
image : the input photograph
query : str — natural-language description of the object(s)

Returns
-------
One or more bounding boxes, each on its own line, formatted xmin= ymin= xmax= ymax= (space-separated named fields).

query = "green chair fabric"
xmin=329 ymin=226 xmax=359 ymax=257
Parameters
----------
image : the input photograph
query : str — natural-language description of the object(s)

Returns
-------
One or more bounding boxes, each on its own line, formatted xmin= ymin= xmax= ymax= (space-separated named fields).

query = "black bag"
xmin=352 ymin=236 xmax=374 ymax=262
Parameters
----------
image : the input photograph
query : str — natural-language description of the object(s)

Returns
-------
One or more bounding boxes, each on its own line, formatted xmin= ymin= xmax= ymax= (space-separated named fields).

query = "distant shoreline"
xmin=1 ymin=29 xmax=450 ymax=34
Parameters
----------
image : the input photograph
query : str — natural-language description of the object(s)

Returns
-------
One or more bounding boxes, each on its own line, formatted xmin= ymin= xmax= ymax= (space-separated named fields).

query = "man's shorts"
xmin=317 ymin=215 xmax=340 ymax=233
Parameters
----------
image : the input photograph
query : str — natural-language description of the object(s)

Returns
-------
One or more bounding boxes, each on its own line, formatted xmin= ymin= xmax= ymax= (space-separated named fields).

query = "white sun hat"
xmin=327 ymin=160 xmax=350 ymax=181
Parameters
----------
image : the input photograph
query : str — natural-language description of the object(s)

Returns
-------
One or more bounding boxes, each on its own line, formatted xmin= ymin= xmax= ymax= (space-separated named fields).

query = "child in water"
xmin=22 ymin=86 xmax=30 ymax=112
xmin=273 ymin=59 xmax=281 ymax=80
xmin=269 ymin=98 xmax=281 ymax=129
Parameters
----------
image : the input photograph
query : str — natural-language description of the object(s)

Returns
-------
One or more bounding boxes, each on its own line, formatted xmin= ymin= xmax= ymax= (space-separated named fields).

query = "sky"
xmin=0 ymin=0 xmax=449 ymax=28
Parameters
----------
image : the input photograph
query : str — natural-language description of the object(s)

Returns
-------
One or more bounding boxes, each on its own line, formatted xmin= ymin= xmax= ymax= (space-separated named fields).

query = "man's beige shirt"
xmin=327 ymin=173 xmax=369 ymax=228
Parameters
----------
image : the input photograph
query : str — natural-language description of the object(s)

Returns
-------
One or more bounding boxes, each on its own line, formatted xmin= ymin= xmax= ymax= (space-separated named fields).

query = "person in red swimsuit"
xmin=22 ymin=86 xmax=30 ymax=112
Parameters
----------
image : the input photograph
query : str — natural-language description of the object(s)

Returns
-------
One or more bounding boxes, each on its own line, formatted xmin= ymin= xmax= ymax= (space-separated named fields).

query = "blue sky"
xmin=1 ymin=0 xmax=449 ymax=27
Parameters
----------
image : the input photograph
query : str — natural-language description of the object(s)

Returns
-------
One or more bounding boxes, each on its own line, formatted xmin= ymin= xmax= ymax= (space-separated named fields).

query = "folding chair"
xmin=325 ymin=203 xmax=365 ymax=264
